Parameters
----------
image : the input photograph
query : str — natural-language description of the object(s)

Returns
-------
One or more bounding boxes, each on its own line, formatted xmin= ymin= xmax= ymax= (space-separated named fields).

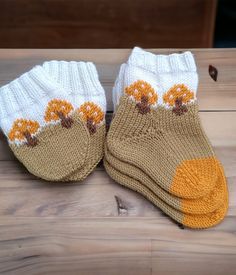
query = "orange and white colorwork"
xmin=105 ymin=47 xmax=228 ymax=229
xmin=0 ymin=62 xmax=106 ymax=181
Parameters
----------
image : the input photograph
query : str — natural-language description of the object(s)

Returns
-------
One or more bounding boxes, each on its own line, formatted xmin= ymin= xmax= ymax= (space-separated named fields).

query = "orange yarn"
xmin=44 ymin=99 xmax=74 ymax=122
xmin=78 ymin=102 xmax=104 ymax=124
xmin=163 ymin=84 xmax=194 ymax=106
xmin=125 ymin=80 xmax=157 ymax=105
xmin=8 ymin=119 xmax=40 ymax=141
xmin=170 ymin=157 xmax=218 ymax=199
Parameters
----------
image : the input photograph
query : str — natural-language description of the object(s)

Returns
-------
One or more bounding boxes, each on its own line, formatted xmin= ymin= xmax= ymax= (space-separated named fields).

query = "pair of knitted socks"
xmin=0 ymin=61 xmax=106 ymax=181
xmin=0 ymin=48 xmax=228 ymax=228
xmin=104 ymin=47 xmax=228 ymax=229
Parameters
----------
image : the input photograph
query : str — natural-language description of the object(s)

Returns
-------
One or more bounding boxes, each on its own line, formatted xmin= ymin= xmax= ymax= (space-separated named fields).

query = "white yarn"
xmin=42 ymin=61 xmax=106 ymax=113
xmin=112 ymin=64 xmax=126 ymax=111
xmin=113 ymin=47 xmax=198 ymax=108
xmin=0 ymin=62 xmax=106 ymax=139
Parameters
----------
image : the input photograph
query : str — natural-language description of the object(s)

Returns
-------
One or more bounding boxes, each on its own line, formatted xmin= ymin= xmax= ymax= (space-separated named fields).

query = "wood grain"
xmin=0 ymin=49 xmax=235 ymax=274
xmin=0 ymin=217 xmax=236 ymax=274
xmin=0 ymin=0 xmax=216 ymax=48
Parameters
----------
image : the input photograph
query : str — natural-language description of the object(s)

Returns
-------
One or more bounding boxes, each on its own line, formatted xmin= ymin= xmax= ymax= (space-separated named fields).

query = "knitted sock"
xmin=0 ymin=63 xmax=105 ymax=181
xmin=42 ymin=61 xmax=106 ymax=181
xmin=65 ymin=125 xmax=105 ymax=181
xmin=105 ymin=144 xmax=225 ymax=215
xmin=104 ymin=158 xmax=228 ymax=229
xmin=107 ymin=48 xmax=220 ymax=199
xmin=107 ymin=58 xmax=226 ymax=214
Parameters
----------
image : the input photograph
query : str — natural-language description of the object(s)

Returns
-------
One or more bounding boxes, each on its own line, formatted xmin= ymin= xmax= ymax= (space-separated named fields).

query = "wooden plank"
xmin=0 ymin=217 xmax=235 ymax=274
xmin=0 ymin=0 xmax=216 ymax=48
xmin=199 ymin=112 xmax=236 ymax=147
xmin=151 ymin=238 xmax=236 ymax=275
xmin=0 ymin=49 xmax=236 ymax=111
xmin=1 ymin=217 xmax=236 ymax=243
xmin=0 ymin=223 xmax=151 ymax=275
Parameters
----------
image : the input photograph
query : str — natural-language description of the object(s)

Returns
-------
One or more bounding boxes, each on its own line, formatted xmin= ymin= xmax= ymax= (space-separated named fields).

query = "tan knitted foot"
xmin=105 ymin=144 xmax=225 ymax=215
xmin=63 ymin=124 xmax=106 ymax=181
xmin=104 ymin=159 xmax=228 ymax=229
xmin=10 ymin=112 xmax=90 ymax=181
xmin=107 ymin=96 xmax=218 ymax=199
xmin=0 ymin=62 xmax=106 ymax=182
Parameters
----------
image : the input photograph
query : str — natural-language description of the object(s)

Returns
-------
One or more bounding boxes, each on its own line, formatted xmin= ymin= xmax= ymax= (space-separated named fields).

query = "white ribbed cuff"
xmin=0 ymin=62 xmax=106 ymax=136
xmin=112 ymin=63 xmax=126 ymax=111
xmin=43 ymin=61 xmax=104 ymax=96
xmin=128 ymin=47 xmax=197 ymax=74
xmin=0 ymin=65 xmax=70 ymax=134
xmin=113 ymin=48 xmax=198 ymax=108
xmin=43 ymin=61 xmax=106 ymax=113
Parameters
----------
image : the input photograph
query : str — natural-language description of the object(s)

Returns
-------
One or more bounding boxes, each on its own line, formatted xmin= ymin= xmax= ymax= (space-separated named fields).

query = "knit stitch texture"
xmin=0 ymin=62 xmax=106 ymax=181
xmin=105 ymin=48 xmax=229 ymax=228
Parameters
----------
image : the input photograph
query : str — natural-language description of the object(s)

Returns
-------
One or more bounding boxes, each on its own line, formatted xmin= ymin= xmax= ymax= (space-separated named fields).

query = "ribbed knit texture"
xmin=104 ymin=159 xmax=228 ymax=229
xmin=0 ymin=66 xmax=67 ymax=135
xmin=63 ymin=123 xmax=105 ymax=181
xmin=42 ymin=61 xmax=106 ymax=181
xmin=108 ymin=95 xmax=219 ymax=199
xmin=43 ymin=61 xmax=106 ymax=112
xmin=0 ymin=62 xmax=106 ymax=181
xmin=105 ymin=144 xmax=225 ymax=215
xmin=105 ymin=48 xmax=229 ymax=228
xmin=113 ymin=47 xmax=198 ymax=108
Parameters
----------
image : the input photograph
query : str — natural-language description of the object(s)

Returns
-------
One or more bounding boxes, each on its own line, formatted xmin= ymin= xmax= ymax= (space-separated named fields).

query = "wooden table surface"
xmin=0 ymin=49 xmax=236 ymax=275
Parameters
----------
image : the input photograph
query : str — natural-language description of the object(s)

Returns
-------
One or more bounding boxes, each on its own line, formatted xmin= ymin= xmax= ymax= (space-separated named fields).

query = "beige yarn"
xmin=104 ymin=159 xmax=228 ymax=229
xmin=10 ymin=112 xmax=90 ymax=181
xmin=105 ymin=144 xmax=225 ymax=215
xmin=107 ymin=95 xmax=219 ymax=199
xmin=64 ymin=124 xmax=106 ymax=181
